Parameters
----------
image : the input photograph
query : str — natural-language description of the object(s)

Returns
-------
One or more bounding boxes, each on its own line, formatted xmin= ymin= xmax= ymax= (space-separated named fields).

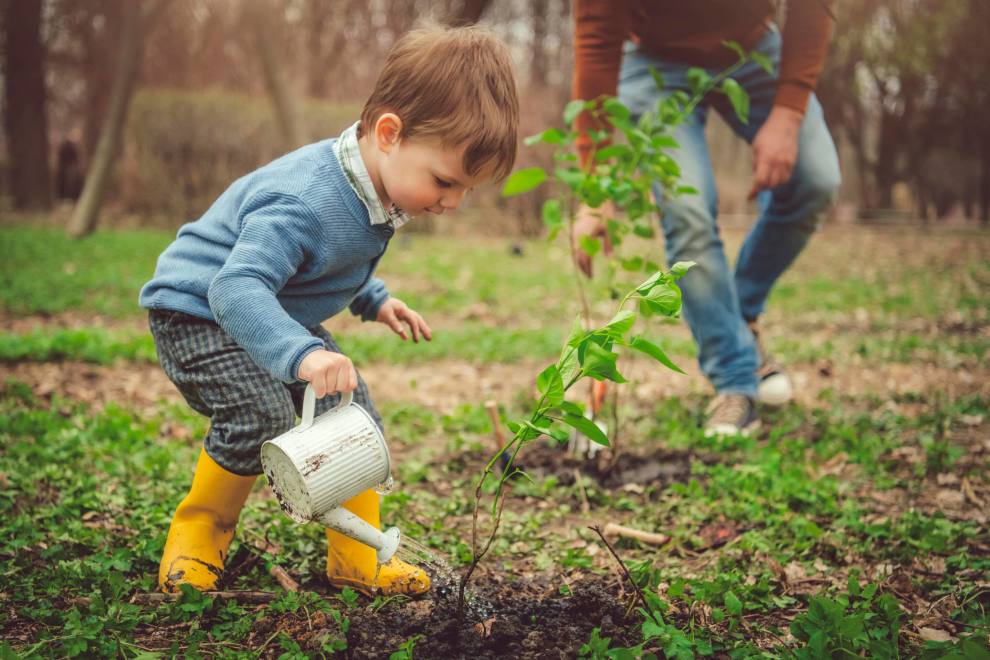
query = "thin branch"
xmin=589 ymin=524 xmax=661 ymax=626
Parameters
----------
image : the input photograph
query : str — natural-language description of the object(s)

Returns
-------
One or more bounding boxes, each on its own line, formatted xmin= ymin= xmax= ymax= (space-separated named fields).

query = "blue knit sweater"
xmin=139 ymin=138 xmax=393 ymax=383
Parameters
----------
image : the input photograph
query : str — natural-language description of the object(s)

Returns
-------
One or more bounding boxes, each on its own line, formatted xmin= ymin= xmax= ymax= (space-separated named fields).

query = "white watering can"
xmin=260 ymin=386 xmax=400 ymax=564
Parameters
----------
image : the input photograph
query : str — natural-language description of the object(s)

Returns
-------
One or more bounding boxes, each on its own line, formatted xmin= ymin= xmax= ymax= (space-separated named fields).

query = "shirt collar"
xmin=333 ymin=122 xmax=411 ymax=229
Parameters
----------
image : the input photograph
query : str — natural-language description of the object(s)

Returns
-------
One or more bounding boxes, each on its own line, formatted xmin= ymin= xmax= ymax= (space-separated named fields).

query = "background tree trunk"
xmin=447 ymin=0 xmax=492 ymax=26
xmin=67 ymin=0 xmax=144 ymax=237
xmin=248 ymin=0 xmax=301 ymax=149
xmin=2 ymin=0 xmax=52 ymax=210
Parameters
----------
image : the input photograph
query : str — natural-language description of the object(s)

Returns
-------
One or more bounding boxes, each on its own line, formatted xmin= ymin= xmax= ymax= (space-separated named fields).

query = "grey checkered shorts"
xmin=149 ymin=309 xmax=382 ymax=476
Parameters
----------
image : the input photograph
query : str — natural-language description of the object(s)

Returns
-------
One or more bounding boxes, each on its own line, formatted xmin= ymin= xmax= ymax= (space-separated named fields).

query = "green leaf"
xmin=750 ymin=51 xmax=774 ymax=74
xmin=588 ymin=129 xmax=610 ymax=144
xmin=625 ymin=336 xmax=685 ymax=374
xmin=721 ymin=40 xmax=746 ymax=61
xmin=578 ymin=235 xmax=601 ymax=258
xmin=720 ymin=78 xmax=749 ymax=125
xmin=648 ymin=65 xmax=665 ymax=91
xmin=555 ymin=166 xmax=584 ymax=191
xmin=593 ymin=144 xmax=632 ymax=162
xmin=501 ymin=167 xmax=546 ymax=197
xmin=724 ymin=590 xmax=743 ymax=616
xmin=632 ymin=223 xmax=655 ymax=239
xmin=643 ymin=281 xmax=682 ymax=316
xmin=536 ymin=364 xmax=565 ymax=405
xmin=669 ymin=261 xmax=695 ymax=279
xmin=673 ymin=185 xmax=699 ymax=196
xmin=602 ymin=97 xmax=631 ymax=122
xmin=559 ymin=400 xmax=584 ymax=416
xmin=651 ymin=134 xmax=679 ymax=149
xmin=564 ymin=99 xmax=587 ymax=126
xmin=561 ymin=413 xmax=609 ymax=447
xmin=620 ymin=256 xmax=643 ymax=272
xmin=559 ymin=320 xmax=585 ymax=384
xmin=541 ymin=199 xmax=562 ymax=237
xmin=637 ymin=271 xmax=664 ymax=293
xmin=566 ymin=316 xmax=588 ymax=348
xmin=686 ymin=67 xmax=712 ymax=95
xmin=524 ymin=127 xmax=567 ymax=146
xmin=581 ymin=341 xmax=626 ymax=383
xmin=847 ymin=575 xmax=860 ymax=597
xmin=602 ymin=309 xmax=635 ymax=338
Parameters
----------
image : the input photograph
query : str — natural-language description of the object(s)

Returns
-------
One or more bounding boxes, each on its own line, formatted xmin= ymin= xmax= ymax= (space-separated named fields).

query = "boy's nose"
xmin=441 ymin=189 xmax=466 ymax=210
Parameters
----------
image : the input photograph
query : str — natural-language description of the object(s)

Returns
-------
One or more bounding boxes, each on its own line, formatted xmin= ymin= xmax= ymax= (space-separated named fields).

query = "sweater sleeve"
xmin=776 ymin=0 xmax=835 ymax=115
xmin=572 ymin=0 xmax=631 ymax=167
xmin=349 ymin=276 xmax=390 ymax=321
xmin=207 ymin=194 xmax=326 ymax=383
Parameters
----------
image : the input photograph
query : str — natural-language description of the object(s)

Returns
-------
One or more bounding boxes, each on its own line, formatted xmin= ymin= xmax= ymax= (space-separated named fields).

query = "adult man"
xmin=572 ymin=0 xmax=840 ymax=436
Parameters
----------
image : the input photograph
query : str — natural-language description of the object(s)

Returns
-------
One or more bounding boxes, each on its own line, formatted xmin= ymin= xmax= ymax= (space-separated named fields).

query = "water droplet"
xmin=375 ymin=475 xmax=395 ymax=495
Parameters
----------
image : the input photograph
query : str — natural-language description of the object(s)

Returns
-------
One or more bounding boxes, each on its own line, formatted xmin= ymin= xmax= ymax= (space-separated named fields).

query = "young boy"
xmin=139 ymin=25 xmax=519 ymax=596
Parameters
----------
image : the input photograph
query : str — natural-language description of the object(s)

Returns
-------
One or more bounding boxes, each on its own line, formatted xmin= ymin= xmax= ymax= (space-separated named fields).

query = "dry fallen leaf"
xmin=918 ymin=627 xmax=953 ymax=642
xmin=936 ymin=473 xmax=960 ymax=486
xmin=784 ymin=561 xmax=807 ymax=583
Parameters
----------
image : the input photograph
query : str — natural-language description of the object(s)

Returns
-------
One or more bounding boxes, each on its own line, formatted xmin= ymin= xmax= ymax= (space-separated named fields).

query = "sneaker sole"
xmin=704 ymin=419 xmax=762 ymax=439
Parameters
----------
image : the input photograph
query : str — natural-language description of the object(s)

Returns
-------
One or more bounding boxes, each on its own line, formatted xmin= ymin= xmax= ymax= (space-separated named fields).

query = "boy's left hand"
xmin=376 ymin=298 xmax=432 ymax=342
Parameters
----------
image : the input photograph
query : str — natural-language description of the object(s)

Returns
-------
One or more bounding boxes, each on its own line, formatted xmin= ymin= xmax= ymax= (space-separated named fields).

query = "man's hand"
xmin=749 ymin=105 xmax=803 ymax=200
xmin=376 ymin=297 xmax=432 ymax=342
xmin=571 ymin=202 xmax=615 ymax=278
xmin=298 ymin=350 xmax=357 ymax=398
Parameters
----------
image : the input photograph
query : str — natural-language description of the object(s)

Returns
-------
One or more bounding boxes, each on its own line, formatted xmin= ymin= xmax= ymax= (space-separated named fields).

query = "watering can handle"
xmin=298 ymin=385 xmax=354 ymax=432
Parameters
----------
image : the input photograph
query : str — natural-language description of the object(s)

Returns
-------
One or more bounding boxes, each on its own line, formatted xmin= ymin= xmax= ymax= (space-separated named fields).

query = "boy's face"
xmin=370 ymin=115 xmax=493 ymax=216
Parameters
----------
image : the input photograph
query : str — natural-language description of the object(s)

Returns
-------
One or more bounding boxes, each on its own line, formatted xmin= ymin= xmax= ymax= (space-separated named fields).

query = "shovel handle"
xmin=297 ymin=384 xmax=354 ymax=432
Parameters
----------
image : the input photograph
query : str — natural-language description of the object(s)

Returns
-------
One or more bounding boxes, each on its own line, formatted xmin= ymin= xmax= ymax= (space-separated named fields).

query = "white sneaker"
xmin=750 ymin=320 xmax=794 ymax=407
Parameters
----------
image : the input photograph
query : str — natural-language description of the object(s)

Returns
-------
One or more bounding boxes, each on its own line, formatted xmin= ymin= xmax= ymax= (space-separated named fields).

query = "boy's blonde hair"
xmin=360 ymin=24 xmax=519 ymax=182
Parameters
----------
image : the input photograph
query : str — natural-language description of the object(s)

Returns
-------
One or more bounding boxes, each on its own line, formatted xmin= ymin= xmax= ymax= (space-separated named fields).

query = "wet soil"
xmin=231 ymin=574 xmax=641 ymax=659
xmin=520 ymin=440 xmax=700 ymax=490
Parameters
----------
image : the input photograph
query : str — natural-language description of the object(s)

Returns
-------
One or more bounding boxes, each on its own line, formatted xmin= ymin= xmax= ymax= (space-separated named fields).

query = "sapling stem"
xmin=589 ymin=524 xmax=662 ymax=627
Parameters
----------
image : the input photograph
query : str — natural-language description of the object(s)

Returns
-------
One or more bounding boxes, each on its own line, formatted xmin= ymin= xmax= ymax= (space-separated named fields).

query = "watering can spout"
xmin=318 ymin=506 xmax=401 ymax=564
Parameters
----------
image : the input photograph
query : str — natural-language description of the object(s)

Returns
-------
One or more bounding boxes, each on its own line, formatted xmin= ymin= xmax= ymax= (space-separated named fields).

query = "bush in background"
xmin=121 ymin=88 xmax=358 ymax=224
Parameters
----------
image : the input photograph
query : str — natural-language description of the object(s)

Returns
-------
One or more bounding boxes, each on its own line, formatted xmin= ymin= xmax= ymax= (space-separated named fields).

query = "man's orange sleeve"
xmin=572 ymin=0 xmax=631 ymax=167
xmin=776 ymin=0 xmax=835 ymax=114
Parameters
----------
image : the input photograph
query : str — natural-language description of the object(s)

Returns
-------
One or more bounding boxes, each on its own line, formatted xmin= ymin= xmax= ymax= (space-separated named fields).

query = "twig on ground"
xmin=603 ymin=522 xmax=670 ymax=546
xmin=961 ymin=477 xmax=985 ymax=508
xmin=590 ymin=524 xmax=662 ymax=626
xmin=573 ymin=468 xmax=591 ymax=515
xmin=244 ymin=532 xmax=300 ymax=592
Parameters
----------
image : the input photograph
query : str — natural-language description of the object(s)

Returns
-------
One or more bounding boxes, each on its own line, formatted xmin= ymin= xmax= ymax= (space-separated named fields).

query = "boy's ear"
xmin=374 ymin=113 xmax=403 ymax=153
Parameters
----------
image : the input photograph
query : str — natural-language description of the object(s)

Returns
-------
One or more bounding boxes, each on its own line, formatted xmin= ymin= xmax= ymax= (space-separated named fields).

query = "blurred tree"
xmin=245 ymin=0 xmax=301 ymax=149
xmin=68 ymin=0 xmax=168 ymax=237
xmin=819 ymin=0 xmax=988 ymax=221
xmin=447 ymin=0 xmax=493 ymax=27
xmin=2 ymin=0 xmax=53 ymax=210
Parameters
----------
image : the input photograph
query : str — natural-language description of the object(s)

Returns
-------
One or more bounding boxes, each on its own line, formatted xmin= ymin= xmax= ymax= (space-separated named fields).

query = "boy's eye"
xmin=434 ymin=176 xmax=453 ymax=188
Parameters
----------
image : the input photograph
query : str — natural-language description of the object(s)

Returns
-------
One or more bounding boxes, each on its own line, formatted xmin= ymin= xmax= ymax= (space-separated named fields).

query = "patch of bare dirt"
xmin=4 ymin=356 xmax=988 ymax=422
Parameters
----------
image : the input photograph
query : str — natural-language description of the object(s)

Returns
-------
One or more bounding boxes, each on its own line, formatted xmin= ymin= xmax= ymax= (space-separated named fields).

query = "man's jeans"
xmin=617 ymin=26 xmax=841 ymax=398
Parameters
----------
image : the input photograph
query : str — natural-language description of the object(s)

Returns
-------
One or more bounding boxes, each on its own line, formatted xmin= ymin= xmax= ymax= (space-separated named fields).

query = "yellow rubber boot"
xmin=326 ymin=489 xmax=430 ymax=596
xmin=158 ymin=448 xmax=257 ymax=592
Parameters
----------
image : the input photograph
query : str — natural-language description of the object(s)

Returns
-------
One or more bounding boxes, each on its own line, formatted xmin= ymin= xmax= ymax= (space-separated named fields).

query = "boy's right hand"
xmin=298 ymin=350 xmax=358 ymax=398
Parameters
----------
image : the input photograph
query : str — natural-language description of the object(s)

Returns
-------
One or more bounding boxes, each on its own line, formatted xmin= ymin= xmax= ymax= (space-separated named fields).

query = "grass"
xmin=1 ymin=219 xmax=989 ymax=656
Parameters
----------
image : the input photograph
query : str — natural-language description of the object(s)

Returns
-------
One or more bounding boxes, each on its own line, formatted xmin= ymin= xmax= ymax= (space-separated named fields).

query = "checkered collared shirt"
xmin=332 ymin=122 xmax=411 ymax=229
